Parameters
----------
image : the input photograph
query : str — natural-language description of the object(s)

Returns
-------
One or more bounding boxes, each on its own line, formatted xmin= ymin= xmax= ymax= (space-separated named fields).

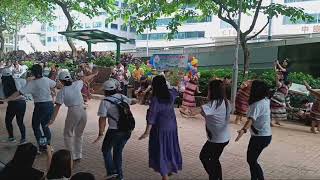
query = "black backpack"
xmin=104 ymin=96 xmax=135 ymax=132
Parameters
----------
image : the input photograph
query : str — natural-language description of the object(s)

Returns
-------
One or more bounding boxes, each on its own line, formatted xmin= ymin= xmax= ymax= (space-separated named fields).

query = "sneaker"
xmin=19 ymin=139 xmax=27 ymax=145
xmin=105 ymin=174 xmax=118 ymax=180
xmin=1 ymin=137 xmax=16 ymax=143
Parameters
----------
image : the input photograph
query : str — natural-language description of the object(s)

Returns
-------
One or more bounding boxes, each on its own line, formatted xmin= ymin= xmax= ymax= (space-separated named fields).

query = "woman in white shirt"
xmin=49 ymin=71 xmax=97 ymax=161
xmin=200 ymin=79 xmax=231 ymax=180
xmin=236 ymin=80 xmax=272 ymax=180
xmin=6 ymin=64 xmax=56 ymax=152
xmin=0 ymin=68 xmax=27 ymax=144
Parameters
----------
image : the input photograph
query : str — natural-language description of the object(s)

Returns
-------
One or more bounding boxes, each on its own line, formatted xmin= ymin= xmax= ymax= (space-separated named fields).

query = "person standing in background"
xmin=304 ymin=81 xmax=320 ymax=134
xmin=132 ymin=63 xmax=144 ymax=96
xmin=234 ymin=80 xmax=253 ymax=125
xmin=123 ymin=63 xmax=131 ymax=96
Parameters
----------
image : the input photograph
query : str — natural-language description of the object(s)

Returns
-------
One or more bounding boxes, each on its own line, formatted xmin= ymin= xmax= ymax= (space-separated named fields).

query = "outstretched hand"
xmin=235 ymin=130 xmax=245 ymax=142
xmin=139 ymin=133 xmax=149 ymax=140
xmin=93 ymin=135 xmax=103 ymax=144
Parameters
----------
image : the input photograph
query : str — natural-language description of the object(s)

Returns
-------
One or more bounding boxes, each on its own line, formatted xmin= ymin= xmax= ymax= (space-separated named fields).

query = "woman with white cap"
xmin=6 ymin=64 xmax=56 ymax=152
xmin=0 ymin=68 xmax=27 ymax=144
xmin=49 ymin=71 xmax=97 ymax=161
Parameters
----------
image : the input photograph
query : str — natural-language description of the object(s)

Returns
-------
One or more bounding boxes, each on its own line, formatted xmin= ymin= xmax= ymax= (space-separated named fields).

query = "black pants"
xmin=247 ymin=136 xmax=272 ymax=180
xmin=32 ymin=102 xmax=53 ymax=145
xmin=5 ymin=100 xmax=26 ymax=140
xmin=200 ymin=141 xmax=229 ymax=180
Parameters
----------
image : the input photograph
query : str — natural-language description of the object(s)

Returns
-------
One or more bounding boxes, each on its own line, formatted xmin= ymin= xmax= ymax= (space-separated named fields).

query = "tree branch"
xmin=244 ymin=0 xmax=263 ymax=36
xmin=245 ymin=20 xmax=269 ymax=41
xmin=216 ymin=6 xmax=238 ymax=30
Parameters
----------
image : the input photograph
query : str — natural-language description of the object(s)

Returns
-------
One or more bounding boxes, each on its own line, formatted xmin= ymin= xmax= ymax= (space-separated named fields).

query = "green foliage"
xmin=57 ymin=59 xmax=77 ymax=72
xmin=93 ymin=56 xmax=116 ymax=68
xmin=288 ymin=72 xmax=320 ymax=89
xmin=22 ymin=60 xmax=35 ymax=69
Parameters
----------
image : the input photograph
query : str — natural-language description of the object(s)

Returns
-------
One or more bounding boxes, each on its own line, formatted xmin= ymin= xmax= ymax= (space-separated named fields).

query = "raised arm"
xmin=305 ymin=81 xmax=320 ymax=99
xmin=83 ymin=71 xmax=98 ymax=83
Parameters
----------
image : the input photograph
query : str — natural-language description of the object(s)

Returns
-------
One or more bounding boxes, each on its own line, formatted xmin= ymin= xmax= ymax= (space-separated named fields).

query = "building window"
xmin=85 ymin=23 xmax=91 ymax=29
xmin=93 ymin=22 xmax=102 ymax=28
xmin=130 ymin=26 xmax=136 ymax=32
xmin=111 ymin=23 xmax=118 ymax=30
xmin=98 ymin=12 xmax=107 ymax=16
xmin=156 ymin=16 xmax=212 ymax=27
xmin=121 ymin=2 xmax=127 ymax=8
xmin=283 ymin=13 xmax=320 ymax=25
xmin=47 ymin=37 xmax=52 ymax=43
xmin=41 ymin=24 xmax=46 ymax=32
xmin=47 ymin=25 xmax=57 ymax=32
xmin=129 ymin=39 xmax=136 ymax=45
xmin=52 ymin=36 xmax=57 ymax=42
xmin=121 ymin=24 xmax=128 ymax=31
xmin=284 ymin=0 xmax=319 ymax=3
xmin=59 ymin=36 xmax=64 ymax=42
xmin=137 ymin=31 xmax=205 ymax=40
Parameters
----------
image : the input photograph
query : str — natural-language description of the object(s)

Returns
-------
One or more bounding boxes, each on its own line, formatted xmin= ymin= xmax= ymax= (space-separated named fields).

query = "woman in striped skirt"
xmin=180 ymin=78 xmax=200 ymax=117
xmin=304 ymin=81 xmax=320 ymax=134
xmin=234 ymin=80 xmax=253 ymax=124
xmin=270 ymin=74 xmax=291 ymax=126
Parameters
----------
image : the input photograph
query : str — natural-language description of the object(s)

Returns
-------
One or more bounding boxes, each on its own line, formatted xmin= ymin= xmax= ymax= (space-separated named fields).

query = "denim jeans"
xmin=102 ymin=129 xmax=131 ymax=179
xmin=5 ymin=100 xmax=26 ymax=140
xmin=200 ymin=141 xmax=229 ymax=180
xmin=247 ymin=136 xmax=272 ymax=180
xmin=32 ymin=101 xmax=54 ymax=146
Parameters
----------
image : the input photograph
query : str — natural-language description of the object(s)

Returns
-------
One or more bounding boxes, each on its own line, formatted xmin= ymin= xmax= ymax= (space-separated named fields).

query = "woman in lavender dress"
xmin=139 ymin=75 xmax=182 ymax=180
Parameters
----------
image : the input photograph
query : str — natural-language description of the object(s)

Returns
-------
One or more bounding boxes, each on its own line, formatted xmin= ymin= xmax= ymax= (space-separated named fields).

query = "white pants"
xmin=64 ymin=105 xmax=87 ymax=160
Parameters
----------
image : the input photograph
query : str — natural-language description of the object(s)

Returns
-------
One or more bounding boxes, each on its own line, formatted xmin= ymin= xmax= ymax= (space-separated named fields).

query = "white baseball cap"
xmin=58 ymin=71 xmax=72 ymax=81
xmin=103 ymin=80 xmax=117 ymax=91
xmin=1 ymin=68 xmax=12 ymax=77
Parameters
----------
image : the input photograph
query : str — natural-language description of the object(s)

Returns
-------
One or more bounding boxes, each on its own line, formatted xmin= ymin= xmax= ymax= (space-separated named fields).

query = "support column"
xmin=87 ymin=42 xmax=92 ymax=59
xmin=116 ymin=41 xmax=121 ymax=62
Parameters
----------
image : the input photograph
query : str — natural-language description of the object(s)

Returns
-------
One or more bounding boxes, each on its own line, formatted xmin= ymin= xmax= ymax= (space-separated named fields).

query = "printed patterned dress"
xmin=271 ymin=84 xmax=289 ymax=121
xmin=310 ymin=98 xmax=320 ymax=121
xmin=181 ymin=81 xmax=197 ymax=109
xmin=235 ymin=81 xmax=252 ymax=116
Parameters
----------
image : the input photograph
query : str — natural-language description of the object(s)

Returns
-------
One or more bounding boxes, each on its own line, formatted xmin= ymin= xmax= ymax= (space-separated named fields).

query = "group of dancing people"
xmin=0 ymin=58 xmax=320 ymax=180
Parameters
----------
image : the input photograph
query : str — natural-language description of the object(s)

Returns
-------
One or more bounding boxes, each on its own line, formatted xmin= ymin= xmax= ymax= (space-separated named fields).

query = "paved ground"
xmin=1 ymin=100 xmax=320 ymax=180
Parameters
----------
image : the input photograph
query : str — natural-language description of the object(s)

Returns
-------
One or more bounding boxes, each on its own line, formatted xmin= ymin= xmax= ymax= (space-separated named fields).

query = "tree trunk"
xmin=241 ymin=41 xmax=250 ymax=78
xmin=0 ymin=30 xmax=4 ymax=58
xmin=58 ymin=3 xmax=77 ymax=59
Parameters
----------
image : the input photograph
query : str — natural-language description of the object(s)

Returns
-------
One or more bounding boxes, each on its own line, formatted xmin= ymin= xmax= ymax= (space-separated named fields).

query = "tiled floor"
xmin=1 ymin=100 xmax=320 ymax=180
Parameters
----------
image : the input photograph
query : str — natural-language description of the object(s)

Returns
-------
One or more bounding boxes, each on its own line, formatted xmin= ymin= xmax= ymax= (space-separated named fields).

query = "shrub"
xmin=93 ymin=56 xmax=116 ymax=68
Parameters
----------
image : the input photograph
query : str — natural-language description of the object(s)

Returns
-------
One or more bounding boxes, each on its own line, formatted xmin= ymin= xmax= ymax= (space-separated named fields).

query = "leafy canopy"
xmin=119 ymin=0 xmax=313 ymax=39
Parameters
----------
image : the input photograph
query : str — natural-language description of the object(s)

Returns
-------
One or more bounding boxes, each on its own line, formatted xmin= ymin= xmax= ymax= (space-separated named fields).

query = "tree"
xmin=41 ymin=0 xmax=116 ymax=58
xmin=120 ymin=0 xmax=313 ymax=76
xmin=0 ymin=0 xmax=53 ymax=57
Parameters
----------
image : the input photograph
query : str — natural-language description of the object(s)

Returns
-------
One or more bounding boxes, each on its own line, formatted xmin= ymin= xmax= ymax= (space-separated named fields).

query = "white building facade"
xmin=136 ymin=0 xmax=320 ymax=49
xmin=18 ymin=0 xmax=136 ymax=53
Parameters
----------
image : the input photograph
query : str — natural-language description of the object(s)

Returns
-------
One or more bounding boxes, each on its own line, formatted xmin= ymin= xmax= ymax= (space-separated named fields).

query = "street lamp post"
xmin=231 ymin=0 xmax=243 ymax=113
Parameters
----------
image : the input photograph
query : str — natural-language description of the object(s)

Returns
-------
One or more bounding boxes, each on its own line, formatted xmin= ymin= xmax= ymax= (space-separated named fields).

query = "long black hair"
xmin=249 ymin=80 xmax=270 ymax=105
xmin=152 ymin=75 xmax=170 ymax=102
xmin=208 ymin=79 xmax=226 ymax=109
xmin=31 ymin=64 xmax=43 ymax=79
xmin=70 ymin=172 xmax=95 ymax=180
xmin=1 ymin=75 xmax=17 ymax=98
xmin=46 ymin=150 xmax=72 ymax=179
xmin=7 ymin=143 xmax=37 ymax=169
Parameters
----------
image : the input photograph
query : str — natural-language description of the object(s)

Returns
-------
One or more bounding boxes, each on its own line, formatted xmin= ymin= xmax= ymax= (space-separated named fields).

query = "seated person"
xmin=134 ymin=76 xmax=152 ymax=104
xmin=0 ymin=143 xmax=44 ymax=180
xmin=297 ymin=99 xmax=313 ymax=121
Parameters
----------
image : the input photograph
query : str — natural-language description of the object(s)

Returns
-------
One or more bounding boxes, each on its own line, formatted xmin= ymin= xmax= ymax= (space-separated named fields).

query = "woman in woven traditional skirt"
xmin=180 ymin=77 xmax=200 ymax=117
xmin=234 ymin=80 xmax=253 ymax=124
xmin=270 ymin=74 xmax=291 ymax=126
xmin=304 ymin=81 xmax=320 ymax=134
